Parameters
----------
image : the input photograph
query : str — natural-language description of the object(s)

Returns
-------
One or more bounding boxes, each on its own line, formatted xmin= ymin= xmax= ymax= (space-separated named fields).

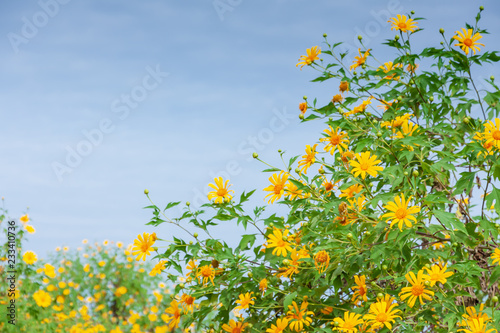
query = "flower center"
xmin=395 ymin=208 xmax=408 ymax=220
xmin=232 ymin=328 xmax=242 ymax=333
xmin=325 ymin=183 xmax=333 ymax=191
xmin=463 ymin=38 xmax=473 ymax=47
xmin=330 ymin=134 xmax=340 ymax=145
xmin=201 ymin=267 xmax=212 ymax=277
xmin=141 ymin=243 xmax=150 ymax=252
xmin=493 ymin=130 xmax=500 ymax=140
xmin=430 ymin=273 xmax=440 ymax=281
xmin=398 ymin=22 xmax=407 ymax=30
xmin=376 ymin=313 xmax=388 ymax=323
xmin=359 ymin=162 xmax=370 ymax=171
xmin=217 ymin=188 xmax=227 ymax=196
xmin=359 ymin=286 xmax=366 ymax=296
xmin=277 ymin=239 xmax=285 ymax=247
xmin=411 ymin=284 xmax=424 ymax=296
xmin=274 ymin=184 xmax=284 ymax=194
xmin=316 ymin=252 xmax=328 ymax=263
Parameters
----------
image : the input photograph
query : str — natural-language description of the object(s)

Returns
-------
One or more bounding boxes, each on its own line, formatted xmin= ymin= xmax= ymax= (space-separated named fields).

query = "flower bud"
xmin=397 ymin=96 xmax=403 ymax=101
xmin=144 ymin=189 xmax=149 ymax=195
xmin=299 ymin=114 xmax=304 ymax=120
xmin=377 ymin=293 xmax=384 ymax=298
xmin=439 ymin=28 xmax=445 ymax=34
xmin=252 ymin=152 xmax=258 ymax=159
xmin=295 ymin=168 xmax=301 ymax=174
xmin=323 ymin=33 xmax=328 ymax=38
xmin=179 ymin=283 xmax=185 ymax=289
xmin=193 ymin=233 xmax=198 ymax=238
xmin=424 ymin=280 xmax=430 ymax=286
xmin=382 ymin=265 xmax=388 ymax=270
xmin=357 ymin=35 xmax=362 ymax=40
xmin=377 ymin=131 xmax=382 ymax=137
xmin=480 ymin=6 xmax=484 ymax=11
xmin=303 ymin=96 xmax=307 ymax=100
xmin=395 ymin=35 xmax=400 ymax=40
xmin=411 ymin=10 xmax=415 ymax=14
xmin=404 ymin=171 xmax=409 ymax=176
xmin=347 ymin=233 xmax=353 ymax=239
xmin=429 ymin=96 xmax=434 ymax=102
xmin=492 ymin=295 xmax=499 ymax=303
xmin=491 ymin=75 xmax=495 ymax=81
xmin=189 ymin=241 xmax=193 ymax=245
xmin=412 ymin=170 xmax=419 ymax=177
xmin=186 ymin=201 xmax=190 ymax=206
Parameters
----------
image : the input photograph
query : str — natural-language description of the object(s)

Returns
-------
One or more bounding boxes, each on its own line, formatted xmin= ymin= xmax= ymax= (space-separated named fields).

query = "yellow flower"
xmin=299 ymin=102 xmax=307 ymax=114
xmin=150 ymin=260 xmax=167 ymax=276
xmin=115 ymin=286 xmax=127 ymax=297
xmin=407 ymin=63 xmax=418 ymax=74
xmin=43 ymin=263 xmax=56 ymax=278
xmin=352 ymin=275 xmax=368 ymax=305
xmin=379 ymin=61 xmax=403 ymax=80
xmin=162 ymin=300 xmax=181 ymax=331
xmin=381 ymin=113 xmax=413 ymax=129
xmin=179 ymin=293 xmax=196 ymax=313
xmin=399 ymin=270 xmax=434 ymax=307
xmin=22 ymin=251 xmax=37 ymax=265
xmin=320 ymin=126 xmax=349 ymax=155
xmin=197 ymin=265 xmax=215 ymax=286
xmin=332 ymin=311 xmax=364 ymax=333
xmin=285 ymin=180 xmax=310 ymax=200
xmin=339 ymin=184 xmax=363 ymax=199
xmin=286 ymin=301 xmax=314 ymax=332
xmin=453 ymin=28 xmax=485 ymax=55
xmin=363 ymin=301 xmax=401 ymax=330
xmin=20 ymin=214 xmax=29 ymax=224
xmin=382 ymin=194 xmax=420 ymax=231
xmin=24 ymin=225 xmax=35 ymax=234
xmin=33 ymin=290 xmax=52 ymax=308
xmin=267 ymin=228 xmax=293 ymax=257
xmin=423 ymin=263 xmax=454 ymax=286
xmin=263 ymin=171 xmax=289 ymax=204
xmin=259 ymin=278 xmax=268 ymax=296
xmin=388 ymin=14 xmax=418 ymax=33
xmin=276 ymin=248 xmax=309 ymax=279
xmin=491 ymin=248 xmax=500 ymax=266
xmin=207 ymin=177 xmax=234 ymax=204
xmin=234 ymin=292 xmax=255 ymax=312
xmin=298 ymin=144 xmax=318 ymax=174
xmin=349 ymin=152 xmax=383 ymax=179
xmin=344 ymin=97 xmax=374 ymax=117
xmin=266 ymin=317 xmax=289 ymax=333
xmin=458 ymin=318 xmax=497 ymax=333
xmin=222 ymin=319 xmax=248 ymax=333
xmin=350 ymin=49 xmax=370 ymax=71
xmin=131 ymin=232 xmax=156 ymax=261
xmin=339 ymin=81 xmax=349 ymax=94
xmin=482 ymin=118 xmax=500 ymax=149
xmin=186 ymin=260 xmax=197 ymax=279
xmin=314 ymin=250 xmax=330 ymax=274
xmin=460 ymin=303 xmax=491 ymax=326
xmin=296 ymin=46 xmax=321 ymax=69
xmin=332 ymin=94 xmax=344 ymax=104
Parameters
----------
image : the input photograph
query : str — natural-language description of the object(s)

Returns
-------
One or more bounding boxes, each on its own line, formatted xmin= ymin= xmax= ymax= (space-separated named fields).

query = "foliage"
xmin=0 ymin=203 xmax=178 ymax=333
xmin=140 ymin=7 xmax=500 ymax=333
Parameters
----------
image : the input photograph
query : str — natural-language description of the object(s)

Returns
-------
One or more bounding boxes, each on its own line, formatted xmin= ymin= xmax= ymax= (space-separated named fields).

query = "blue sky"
xmin=1 ymin=0 xmax=500 ymax=257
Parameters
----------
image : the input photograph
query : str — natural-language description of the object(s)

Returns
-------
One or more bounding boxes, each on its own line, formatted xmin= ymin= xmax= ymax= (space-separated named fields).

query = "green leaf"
xmin=262 ymin=168 xmax=282 ymax=173
xmin=164 ymin=201 xmax=181 ymax=211
xmin=238 ymin=234 xmax=256 ymax=251
xmin=432 ymin=210 xmax=467 ymax=233
xmin=283 ymin=291 xmax=297 ymax=310
xmin=452 ymin=172 xmax=475 ymax=196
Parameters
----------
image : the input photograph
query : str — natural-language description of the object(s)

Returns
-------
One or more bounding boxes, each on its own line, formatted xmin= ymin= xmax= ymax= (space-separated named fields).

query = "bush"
xmin=0 ymin=204 xmax=178 ymax=332
xmin=139 ymin=8 xmax=500 ymax=333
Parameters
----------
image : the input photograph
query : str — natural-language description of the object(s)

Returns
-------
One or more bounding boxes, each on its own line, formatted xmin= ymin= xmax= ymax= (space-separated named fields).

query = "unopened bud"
xmin=144 ymin=189 xmax=149 ymax=195
xmin=252 ymin=152 xmax=258 ymax=159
